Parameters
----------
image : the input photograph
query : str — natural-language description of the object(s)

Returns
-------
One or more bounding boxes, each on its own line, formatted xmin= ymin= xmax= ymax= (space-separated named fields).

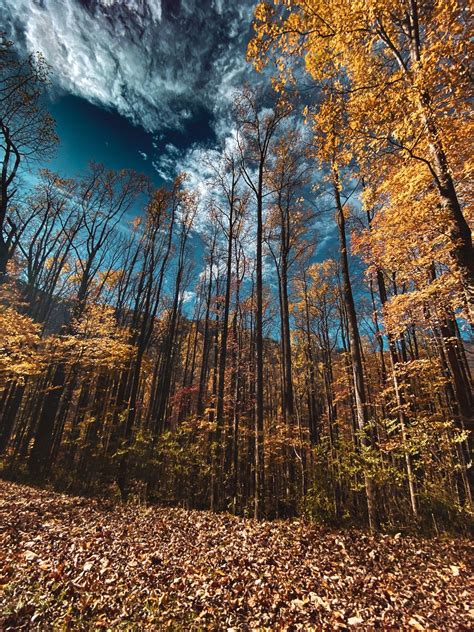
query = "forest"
xmin=0 ymin=0 xmax=472 ymax=534
xmin=1 ymin=0 xmax=473 ymax=627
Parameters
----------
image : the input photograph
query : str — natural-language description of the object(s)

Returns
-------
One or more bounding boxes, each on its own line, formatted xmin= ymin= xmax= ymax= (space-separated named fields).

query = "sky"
xmin=1 ymin=0 xmax=258 ymax=185
xmin=1 ymin=0 xmax=348 ymax=310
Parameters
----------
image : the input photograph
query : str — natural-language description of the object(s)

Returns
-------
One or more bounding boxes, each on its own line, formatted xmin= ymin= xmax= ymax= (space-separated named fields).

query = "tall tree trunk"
xmin=407 ymin=0 xmax=473 ymax=321
xmin=377 ymin=269 xmax=418 ymax=519
xmin=0 ymin=381 xmax=25 ymax=454
xmin=214 ymin=206 xmax=234 ymax=509
xmin=197 ymin=243 xmax=216 ymax=417
xmin=254 ymin=164 xmax=265 ymax=519
xmin=28 ymin=363 xmax=66 ymax=477
xmin=333 ymin=166 xmax=378 ymax=532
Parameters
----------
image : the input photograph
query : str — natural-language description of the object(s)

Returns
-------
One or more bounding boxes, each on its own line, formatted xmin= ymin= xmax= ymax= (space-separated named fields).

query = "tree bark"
xmin=333 ymin=166 xmax=378 ymax=532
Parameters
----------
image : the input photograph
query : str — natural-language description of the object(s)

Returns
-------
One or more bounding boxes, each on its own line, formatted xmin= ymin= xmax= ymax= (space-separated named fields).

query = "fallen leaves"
xmin=0 ymin=480 xmax=472 ymax=630
xmin=23 ymin=551 xmax=38 ymax=562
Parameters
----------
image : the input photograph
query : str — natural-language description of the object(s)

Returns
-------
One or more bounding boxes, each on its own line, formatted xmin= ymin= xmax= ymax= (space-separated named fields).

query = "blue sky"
xmin=2 ymin=0 xmax=256 ymax=183
xmin=47 ymin=95 xmax=156 ymax=179
xmin=46 ymin=93 xmax=216 ymax=186
xmin=1 ymin=0 xmax=346 ymax=293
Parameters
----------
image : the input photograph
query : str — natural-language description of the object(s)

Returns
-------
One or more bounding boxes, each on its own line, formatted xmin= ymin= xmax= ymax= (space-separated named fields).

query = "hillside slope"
xmin=0 ymin=480 xmax=472 ymax=630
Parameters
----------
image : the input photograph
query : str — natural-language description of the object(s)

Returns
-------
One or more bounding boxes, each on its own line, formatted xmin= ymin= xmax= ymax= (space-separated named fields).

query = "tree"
xmin=27 ymin=165 xmax=145 ymax=477
xmin=0 ymin=39 xmax=57 ymax=275
xmin=265 ymin=127 xmax=312 ymax=428
xmin=235 ymin=86 xmax=292 ymax=518
xmin=248 ymin=0 xmax=473 ymax=322
xmin=205 ymin=147 xmax=247 ymax=509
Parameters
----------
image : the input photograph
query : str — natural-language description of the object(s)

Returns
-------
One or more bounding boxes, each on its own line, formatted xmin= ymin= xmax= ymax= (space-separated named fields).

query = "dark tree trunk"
xmin=333 ymin=166 xmax=378 ymax=532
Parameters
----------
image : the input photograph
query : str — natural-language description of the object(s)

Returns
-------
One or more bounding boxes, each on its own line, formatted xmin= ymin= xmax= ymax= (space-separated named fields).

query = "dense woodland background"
xmin=0 ymin=0 xmax=472 ymax=534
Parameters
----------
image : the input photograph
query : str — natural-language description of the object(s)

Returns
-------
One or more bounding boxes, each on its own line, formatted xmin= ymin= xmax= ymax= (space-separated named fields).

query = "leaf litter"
xmin=0 ymin=481 xmax=472 ymax=630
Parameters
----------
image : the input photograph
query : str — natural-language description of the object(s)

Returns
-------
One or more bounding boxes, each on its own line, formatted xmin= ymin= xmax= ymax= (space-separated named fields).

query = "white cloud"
xmin=2 ymin=0 xmax=257 ymax=134
xmin=181 ymin=290 xmax=196 ymax=305
xmin=3 ymin=0 xmax=329 ymax=256
xmin=152 ymin=143 xmax=183 ymax=181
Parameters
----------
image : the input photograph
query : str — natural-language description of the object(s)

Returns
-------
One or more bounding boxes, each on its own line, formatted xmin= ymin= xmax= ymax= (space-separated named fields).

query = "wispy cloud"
xmin=3 ymin=0 xmax=257 ymax=134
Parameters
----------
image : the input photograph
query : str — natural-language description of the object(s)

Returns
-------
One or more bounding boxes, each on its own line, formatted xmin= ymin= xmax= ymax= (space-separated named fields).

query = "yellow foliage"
xmin=0 ymin=306 xmax=42 ymax=378
xmin=63 ymin=304 xmax=132 ymax=370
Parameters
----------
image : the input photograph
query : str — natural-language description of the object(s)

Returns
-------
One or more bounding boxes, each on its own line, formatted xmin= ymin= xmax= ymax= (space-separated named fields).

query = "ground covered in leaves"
xmin=0 ymin=480 xmax=472 ymax=630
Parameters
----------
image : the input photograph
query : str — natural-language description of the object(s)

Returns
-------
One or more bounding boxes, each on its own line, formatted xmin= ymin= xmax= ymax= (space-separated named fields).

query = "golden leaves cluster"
xmin=249 ymin=0 xmax=473 ymax=333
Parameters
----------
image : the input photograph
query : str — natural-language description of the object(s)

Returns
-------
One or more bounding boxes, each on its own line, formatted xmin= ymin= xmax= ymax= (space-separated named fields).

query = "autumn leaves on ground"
xmin=0 ymin=481 xmax=471 ymax=630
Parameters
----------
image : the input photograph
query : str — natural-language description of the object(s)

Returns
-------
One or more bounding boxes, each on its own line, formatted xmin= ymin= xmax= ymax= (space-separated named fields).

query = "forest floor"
xmin=0 ymin=480 xmax=472 ymax=631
